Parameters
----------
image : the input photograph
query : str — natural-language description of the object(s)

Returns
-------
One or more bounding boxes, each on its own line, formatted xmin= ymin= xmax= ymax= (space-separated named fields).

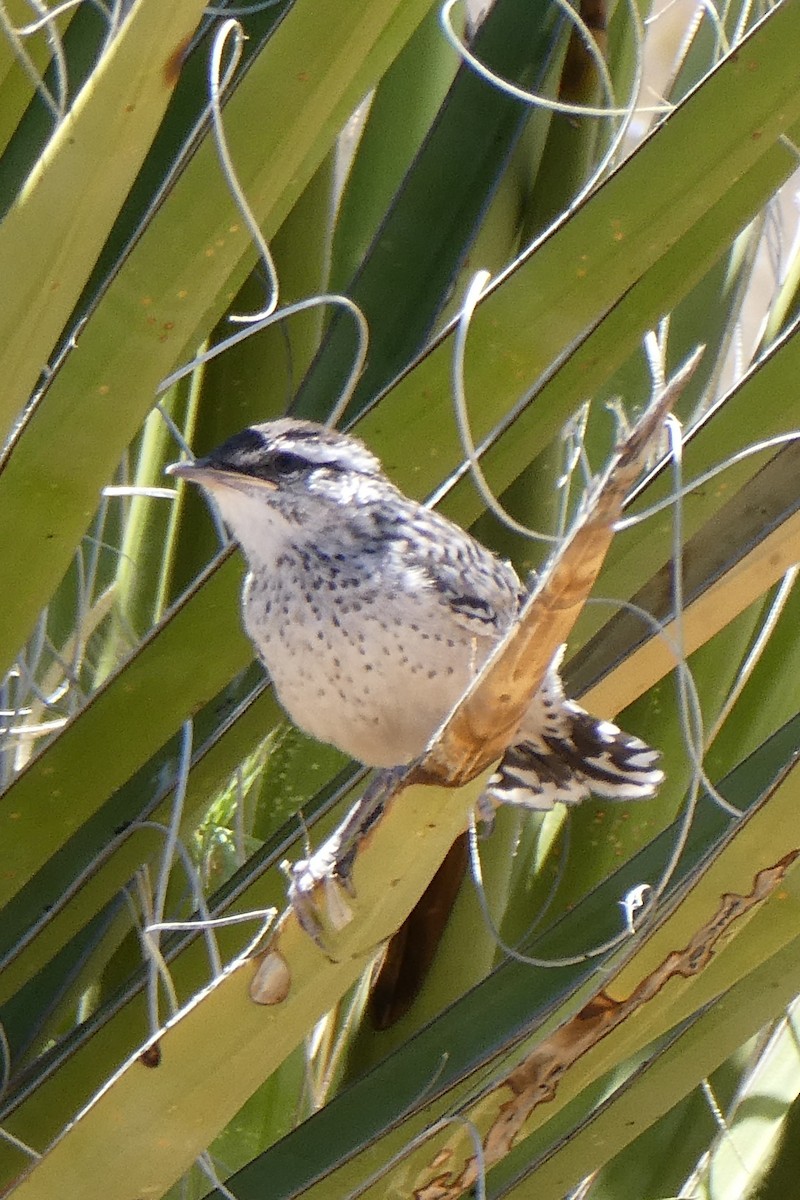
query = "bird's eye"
xmin=269 ymin=451 xmax=307 ymax=479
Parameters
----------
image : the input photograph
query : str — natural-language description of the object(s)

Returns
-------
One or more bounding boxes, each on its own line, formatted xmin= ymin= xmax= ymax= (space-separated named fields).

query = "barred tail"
xmin=486 ymin=700 xmax=664 ymax=810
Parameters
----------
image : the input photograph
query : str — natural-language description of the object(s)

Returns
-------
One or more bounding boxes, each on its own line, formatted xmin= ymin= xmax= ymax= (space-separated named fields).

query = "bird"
xmin=168 ymin=417 xmax=663 ymax=809
xmin=168 ymin=418 xmax=663 ymax=1024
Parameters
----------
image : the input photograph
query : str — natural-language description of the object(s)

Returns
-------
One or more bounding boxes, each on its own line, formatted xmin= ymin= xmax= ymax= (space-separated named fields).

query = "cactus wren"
xmin=168 ymin=418 xmax=663 ymax=810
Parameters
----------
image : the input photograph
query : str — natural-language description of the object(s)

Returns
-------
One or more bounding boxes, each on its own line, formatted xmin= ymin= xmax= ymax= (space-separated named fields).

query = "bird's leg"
xmin=285 ymin=765 xmax=411 ymax=947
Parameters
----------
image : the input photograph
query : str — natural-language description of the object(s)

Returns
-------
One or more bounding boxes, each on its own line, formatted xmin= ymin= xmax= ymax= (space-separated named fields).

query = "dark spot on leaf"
xmin=139 ymin=1042 xmax=161 ymax=1068
xmin=163 ymin=35 xmax=192 ymax=87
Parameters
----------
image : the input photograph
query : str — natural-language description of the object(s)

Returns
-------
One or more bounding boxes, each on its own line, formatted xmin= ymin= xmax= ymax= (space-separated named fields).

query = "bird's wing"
xmin=405 ymin=507 xmax=524 ymax=638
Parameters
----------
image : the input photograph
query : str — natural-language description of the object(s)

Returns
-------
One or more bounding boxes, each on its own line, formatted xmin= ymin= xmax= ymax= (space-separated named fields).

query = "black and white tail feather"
xmin=485 ymin=657 xmax=664 ymax=810
xmin=487 ymin=709 xmax=663 ymax=809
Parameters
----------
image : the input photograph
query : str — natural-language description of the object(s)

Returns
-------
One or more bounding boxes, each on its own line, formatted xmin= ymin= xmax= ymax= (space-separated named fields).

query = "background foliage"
xmin=1 ymin=0 xmax=799 ymax=1197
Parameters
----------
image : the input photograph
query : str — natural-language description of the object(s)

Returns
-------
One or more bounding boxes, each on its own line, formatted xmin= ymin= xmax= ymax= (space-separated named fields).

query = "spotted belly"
xmin=243 ymin=575 xmax=488 ymax=766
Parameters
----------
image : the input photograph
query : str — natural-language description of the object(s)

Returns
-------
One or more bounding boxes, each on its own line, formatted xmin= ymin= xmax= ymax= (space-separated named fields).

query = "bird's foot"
xmin=285 ymin=766 xmax=409 ymax=951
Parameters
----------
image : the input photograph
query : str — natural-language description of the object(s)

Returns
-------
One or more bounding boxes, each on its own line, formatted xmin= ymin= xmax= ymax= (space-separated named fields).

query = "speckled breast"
xmin=242 ymin=557 xmax=492 ymax=767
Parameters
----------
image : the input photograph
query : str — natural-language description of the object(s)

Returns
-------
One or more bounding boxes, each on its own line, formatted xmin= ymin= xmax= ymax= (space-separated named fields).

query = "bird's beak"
xmin=165 ymin=460 xmax=277 ymax=491
xmin=165 ymin=459 xmax=221 ymax=486
xmin=166 ymin=460 xmax=202 ymax=480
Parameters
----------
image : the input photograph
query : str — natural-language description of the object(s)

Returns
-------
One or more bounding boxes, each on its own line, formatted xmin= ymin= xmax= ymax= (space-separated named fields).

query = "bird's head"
xmin=167 ymin=419 xmax=387 ymax=561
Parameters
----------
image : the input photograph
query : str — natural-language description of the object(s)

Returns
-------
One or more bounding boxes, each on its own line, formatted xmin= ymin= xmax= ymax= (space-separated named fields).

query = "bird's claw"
xmin=284 ymin=767 xmax=405 ymax=952
xmin=284 ymin=846 xmax=357 ymax=955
